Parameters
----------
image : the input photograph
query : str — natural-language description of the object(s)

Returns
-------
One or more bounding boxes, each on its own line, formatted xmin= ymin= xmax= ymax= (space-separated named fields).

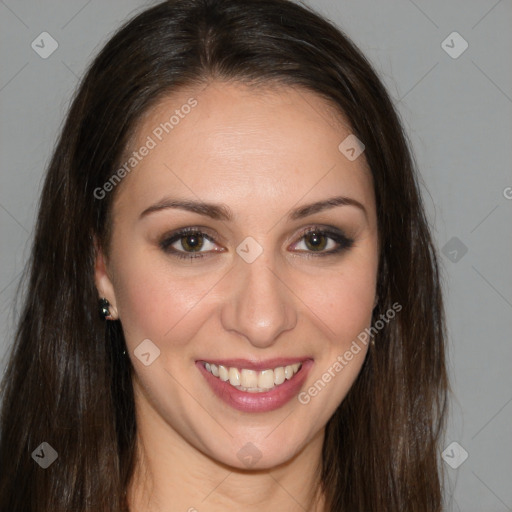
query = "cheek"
xmin=307 ymin=257 xmax=378 ymax=341
xmin=296 ymin=263 xmax=376 ymax=423
xmin=111 ymin=250 xmax=219 ymax=350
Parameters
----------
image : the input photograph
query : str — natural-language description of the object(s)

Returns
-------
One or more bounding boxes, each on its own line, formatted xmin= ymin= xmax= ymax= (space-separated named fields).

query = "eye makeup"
xmin=157 ymin=224 xmax=355 ymax=261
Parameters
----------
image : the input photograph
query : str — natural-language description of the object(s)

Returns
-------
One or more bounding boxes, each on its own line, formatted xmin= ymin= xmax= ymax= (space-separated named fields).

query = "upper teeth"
xmin=204 ymin=362 xmax=302 ymax=392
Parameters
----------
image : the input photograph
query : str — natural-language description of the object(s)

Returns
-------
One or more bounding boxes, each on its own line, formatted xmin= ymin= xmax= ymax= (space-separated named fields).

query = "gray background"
xmin=0 ymin=1 xmax=511 ymax=510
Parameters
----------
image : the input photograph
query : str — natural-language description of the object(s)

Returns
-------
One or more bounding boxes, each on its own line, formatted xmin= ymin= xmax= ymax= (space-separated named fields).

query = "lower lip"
xmin=196 ymin=360 xmax=313 ymax=413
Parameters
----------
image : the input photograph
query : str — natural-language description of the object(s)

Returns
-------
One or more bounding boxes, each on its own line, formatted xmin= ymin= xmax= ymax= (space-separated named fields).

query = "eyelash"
xmin=158 ymin=226 xmax=354 ymax=260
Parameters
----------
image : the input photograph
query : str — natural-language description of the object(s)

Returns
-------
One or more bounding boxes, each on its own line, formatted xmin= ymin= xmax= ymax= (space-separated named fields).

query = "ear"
xmin=93 ymin=236 xmax=119 ymax=320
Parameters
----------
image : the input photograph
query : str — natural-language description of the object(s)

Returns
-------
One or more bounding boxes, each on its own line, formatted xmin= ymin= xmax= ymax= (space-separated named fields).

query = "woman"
xmin=0 ymin=0 xmax=448 ymax=510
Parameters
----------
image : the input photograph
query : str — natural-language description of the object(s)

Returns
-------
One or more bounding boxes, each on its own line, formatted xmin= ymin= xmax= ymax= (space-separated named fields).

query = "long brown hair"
xmin=0 ymin=1 xmax=448 ymax=510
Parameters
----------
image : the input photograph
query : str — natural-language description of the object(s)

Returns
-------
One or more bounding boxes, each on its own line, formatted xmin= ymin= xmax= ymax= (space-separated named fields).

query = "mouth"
xmin=202 ymin=360 xmax=302 ymax=393
xmin=196 ymin=358 xmax=313 ymax=413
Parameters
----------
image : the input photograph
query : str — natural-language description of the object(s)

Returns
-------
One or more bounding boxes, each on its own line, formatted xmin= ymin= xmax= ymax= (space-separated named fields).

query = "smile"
xmin=202 ymin=361 xmax=302 ymax=393
xmin=196 ymin=358 xmax=313 ymax=413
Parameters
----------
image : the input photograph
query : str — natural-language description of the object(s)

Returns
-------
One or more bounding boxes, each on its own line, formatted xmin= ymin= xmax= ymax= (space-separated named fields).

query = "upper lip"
xmin=197 ymin=357 xmax=312 ymax=371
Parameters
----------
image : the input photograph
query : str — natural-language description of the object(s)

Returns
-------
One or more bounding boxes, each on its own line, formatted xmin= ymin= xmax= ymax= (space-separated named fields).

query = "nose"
xmin=220 ymin=253 xmax=297 ymax=349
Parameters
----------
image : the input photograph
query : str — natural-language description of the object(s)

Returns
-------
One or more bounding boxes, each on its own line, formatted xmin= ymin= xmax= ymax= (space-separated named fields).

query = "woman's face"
xmin=95 ymin=82 xmax=379 ymax=470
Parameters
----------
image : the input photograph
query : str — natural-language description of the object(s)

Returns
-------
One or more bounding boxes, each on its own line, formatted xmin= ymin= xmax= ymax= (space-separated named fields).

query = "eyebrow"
xmin=139 ymin=195 xmax=367 ymax=221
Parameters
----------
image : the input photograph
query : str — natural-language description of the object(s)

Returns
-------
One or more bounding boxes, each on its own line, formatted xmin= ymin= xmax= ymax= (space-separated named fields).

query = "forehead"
xmin=113 ymin=81 xmax=374 ymax=219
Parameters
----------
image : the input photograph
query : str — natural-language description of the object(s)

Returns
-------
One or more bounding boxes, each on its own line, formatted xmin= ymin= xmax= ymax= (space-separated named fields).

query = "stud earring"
xmin=99 ymin=298 xmax=113 ymax=320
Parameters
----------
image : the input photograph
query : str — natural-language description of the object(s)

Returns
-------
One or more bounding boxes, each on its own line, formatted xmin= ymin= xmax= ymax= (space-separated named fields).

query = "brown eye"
xmin=159 ymin=228 xmax=222 ymax=260
xmin=304 ymin=231 xmax=328 ymax=251
xmin=290 ymin=226 xmax=355 ymax=256
xmin=180 ymin=233 xmax=204 ymax=252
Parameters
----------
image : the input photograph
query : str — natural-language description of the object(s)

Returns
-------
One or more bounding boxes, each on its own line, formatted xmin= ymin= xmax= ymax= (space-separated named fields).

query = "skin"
xmin=95 ymin=81 xmax=379 ymax=511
